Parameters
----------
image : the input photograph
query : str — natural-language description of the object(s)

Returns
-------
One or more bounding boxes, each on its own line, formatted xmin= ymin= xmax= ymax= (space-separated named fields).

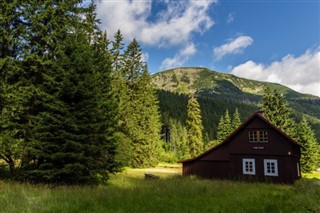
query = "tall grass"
xmin=0 ymin=166 xmax=319 ymax=213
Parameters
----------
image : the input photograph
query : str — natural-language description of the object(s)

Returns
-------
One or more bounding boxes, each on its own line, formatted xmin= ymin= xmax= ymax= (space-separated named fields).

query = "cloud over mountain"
xmin=214 ymin=36 xmax=254 ymax=60
xmin=160 ymin=43 xmax=197 ymax=70
xmin=232 ymin=48 xmax=320 ymax=97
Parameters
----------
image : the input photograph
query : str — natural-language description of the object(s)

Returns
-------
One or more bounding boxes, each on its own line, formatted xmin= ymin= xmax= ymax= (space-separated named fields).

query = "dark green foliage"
xmin=113 ymin=38 xmax=162 ymax=168
xmin=167 ymin=119 xmax=188 ymax=159
xmin=216 ymin=110 xmax=232 ymax=142
xmin=111 ymin=30 xmax=125 ymax=72
xmin=261 ymin=87 xmax=297 ymax=138
xmin=28 ymin=31 xmax=118 ymax=184
xmin=0 ymin=0 xmax=36 ymax=176
xmin=0 ymin=1 xmax=119 ymax=184
xmin=157 ymin=89 xmax=255 ymax=160
xmin=186 ymin=95 xmax=204 ymax=157
xmin=157 ymin=90 xmax=254 ymax=141
xmin=215 ymin=108 xmax=242 ymax=143
xmin=298 ymin=117 xmax=320 ymax=172
xmin=130 ymin=69 xmax=162 ymax=167
xmin=0 ymin=58 xmax=28 ymax=175
xmin=157 ymin=90 xmax=188 ymax=125
xmin=232 ymin=108 xmax=241 ymax=130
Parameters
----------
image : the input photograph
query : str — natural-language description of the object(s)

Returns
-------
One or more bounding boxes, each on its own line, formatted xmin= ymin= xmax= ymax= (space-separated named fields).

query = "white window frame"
xmin=243 ymin=158 xmax=256 ymax=175
xmin=264 ymin=159 xmax=278 ymax=176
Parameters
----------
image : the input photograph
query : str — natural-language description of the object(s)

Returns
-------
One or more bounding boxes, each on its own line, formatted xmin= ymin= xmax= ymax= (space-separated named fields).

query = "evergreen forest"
xmin=0 ymin=1 xmax=161 ymax=184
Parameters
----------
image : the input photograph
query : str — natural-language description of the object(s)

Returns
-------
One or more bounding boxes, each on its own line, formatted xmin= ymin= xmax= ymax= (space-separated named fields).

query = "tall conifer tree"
xmin=115 ymin=38 xmax=162 ymax=167
xmin=133 ymin=69 xmax=162 ymax=167
xmin=186 ymin=95 xmax=204 ymax=157
xmin=232 ymin=108 xmax=241 ymax=130
xmin=168 ymin=118 xmax=188 ymax=159
xmin=0 ymin=1 xmax=36 ymax=175
xmin=260 ymin=87 xmax=296 ymax=138
xmin=216 ymin=110 xmax=232 ymax=142
xmin=298 ymin=117 xmax=320 ymax=173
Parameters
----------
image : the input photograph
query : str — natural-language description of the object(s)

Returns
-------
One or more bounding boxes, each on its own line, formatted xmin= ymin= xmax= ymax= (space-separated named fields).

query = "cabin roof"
xmin=179 ymin=111 xmax=301 ymax=163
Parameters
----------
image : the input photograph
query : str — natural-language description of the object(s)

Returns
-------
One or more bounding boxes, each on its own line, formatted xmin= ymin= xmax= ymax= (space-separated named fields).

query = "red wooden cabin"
xmin=179 ymin=111 xmax=301 ymax=183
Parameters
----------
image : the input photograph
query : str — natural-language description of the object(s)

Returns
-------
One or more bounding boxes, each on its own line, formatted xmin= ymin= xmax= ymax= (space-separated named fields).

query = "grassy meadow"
xmin=0 ymin=164 xmax=319 ymax=213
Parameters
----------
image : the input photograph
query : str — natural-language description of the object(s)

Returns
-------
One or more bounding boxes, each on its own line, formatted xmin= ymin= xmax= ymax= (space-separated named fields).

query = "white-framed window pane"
xmin=264 ymin=159 xmax=278 ymax=176
xmin=243 ymin=158 xmax=256 ymax=175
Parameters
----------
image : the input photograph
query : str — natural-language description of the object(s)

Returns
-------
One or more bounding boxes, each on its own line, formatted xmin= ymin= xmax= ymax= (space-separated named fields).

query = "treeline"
xmin=158 ymin=89 xmax=256 ymax=160
xmin=157 ymin=89 xmax=256 ymax=141
xmin=0 ymin=1 xmax=161 ymax=184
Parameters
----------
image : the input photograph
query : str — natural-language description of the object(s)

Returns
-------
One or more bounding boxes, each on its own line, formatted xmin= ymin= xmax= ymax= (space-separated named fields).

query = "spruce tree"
xmin=216 ymin=110 xmax=232 ymax=142
xmin=111 ymin=30 xmax=125 ymax=72
xmin=168 ymin=118 xmax=188 ymax=159
xmin=298 ymin=117 xmax=320 ymax=173
xmin=109 ymin=31 xmax=132 ymax=165
xmin=260 ymin=87 xmax=296 ymax=138
xmin=0 ymin=1 xmax=33 ymax=176
xmin=115 ymin=38 xmax=162 ymax=167
xmin=0 ymin=64 xmax=28 ymax=176
xmin=232 ymin=108 xmax=241 ymax=130
xmin=133 ymin=68 xmax=162 ymax=167
xmin=186 ymin=95 xmax=204 ymax=157
xmin=92 ymin=31 xmax=120 ymax=179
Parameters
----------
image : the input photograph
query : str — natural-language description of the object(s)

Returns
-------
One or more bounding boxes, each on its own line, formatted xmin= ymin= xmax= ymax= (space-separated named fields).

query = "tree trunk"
xmin=8 ymin=158 xmax=15 ymax=177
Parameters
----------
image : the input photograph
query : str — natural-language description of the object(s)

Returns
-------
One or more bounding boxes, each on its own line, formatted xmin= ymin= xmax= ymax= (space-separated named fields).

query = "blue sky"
xmin=95 ymin=0 xmax=320 ymax=96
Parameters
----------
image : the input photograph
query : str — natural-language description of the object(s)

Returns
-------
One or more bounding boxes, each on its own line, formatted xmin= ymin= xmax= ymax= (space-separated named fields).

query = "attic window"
xmin=249 ymin=130 xmax=268 ymax=142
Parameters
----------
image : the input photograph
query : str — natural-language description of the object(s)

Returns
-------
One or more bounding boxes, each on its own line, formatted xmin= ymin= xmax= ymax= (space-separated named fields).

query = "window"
xmin=243 ymin=158 xmax=256 ymax=175
xmin=297 ymin=163 xmax=300 ymax=177
xmin=264 ymin=159 xmax=278 ymax=176
xmin=249 ymin=130 xmax=268 ymax=142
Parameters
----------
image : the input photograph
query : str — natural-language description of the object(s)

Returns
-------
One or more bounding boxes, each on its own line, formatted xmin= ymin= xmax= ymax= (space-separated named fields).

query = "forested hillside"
xmin=153 ymin=68 xmax=320 ymax=146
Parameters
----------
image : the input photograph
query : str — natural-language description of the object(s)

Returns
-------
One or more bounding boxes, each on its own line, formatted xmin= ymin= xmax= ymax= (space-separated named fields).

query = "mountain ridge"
xmin=152 ymin=67 xmax=320 ymax=141
xmin=152 ymin=67 xmax=318 ymax=99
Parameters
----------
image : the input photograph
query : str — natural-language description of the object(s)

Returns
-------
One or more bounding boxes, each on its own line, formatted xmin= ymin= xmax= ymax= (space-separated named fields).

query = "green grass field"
xmin=0 ymin=164 xmax=319 ymax=213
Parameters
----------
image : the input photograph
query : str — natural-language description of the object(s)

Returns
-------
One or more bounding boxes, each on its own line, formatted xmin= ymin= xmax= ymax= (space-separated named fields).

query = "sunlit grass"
xmin=303 ymin=171 xmax=320 ymax=179
xmin=0 ymin=165 xmax=319 ymax=213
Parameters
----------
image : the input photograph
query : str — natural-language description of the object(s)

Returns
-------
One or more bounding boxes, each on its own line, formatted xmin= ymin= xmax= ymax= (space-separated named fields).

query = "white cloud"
xmin=231 ymin=48 xmax=320 ymax=97
xmin=227 ymin=13 xmax=234 ymax=24
xmin=180 ymin=43 xmax=197 ymax=56
xmin=160 ymin=43 xmax=197 ymax=70
xmin=213 ymin=36 xmax=254 ymax=60
xmin=96 ymin=0 xmax=216 ymax=47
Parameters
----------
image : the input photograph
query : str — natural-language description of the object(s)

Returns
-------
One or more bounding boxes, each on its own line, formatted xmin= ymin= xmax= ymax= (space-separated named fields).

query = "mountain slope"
xmin=152 ymin=67 xmax=320 ymax=141
xmin=153 ymin=67 xmax=320 ymax=116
